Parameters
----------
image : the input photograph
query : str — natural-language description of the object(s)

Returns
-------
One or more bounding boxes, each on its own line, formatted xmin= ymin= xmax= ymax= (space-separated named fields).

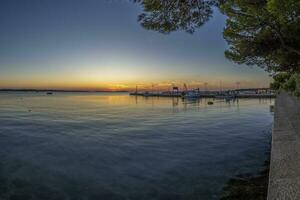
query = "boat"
xmin=182 ymin=86 xmax=202 ymax=99
xmin=183 ymin=91 xmax=200 ymax=99
xmin=143 ymin=91 xmax=151 ymax=97
xmin=46 ymin=92 xmax=53 ymax=95
xmin=207 ymin=101 xmax=214 ymax=105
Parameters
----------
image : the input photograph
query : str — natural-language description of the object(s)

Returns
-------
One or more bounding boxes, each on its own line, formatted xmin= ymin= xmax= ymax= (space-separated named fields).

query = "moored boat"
xmin=183 ymin=91 xmax=200 ymax=99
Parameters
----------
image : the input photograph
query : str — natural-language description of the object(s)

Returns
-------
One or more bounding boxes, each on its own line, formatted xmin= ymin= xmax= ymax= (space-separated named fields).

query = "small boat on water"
xmin=183 ymin=89 xmax=201 ymax=99
xmin=143 ymin=91 xmax=151 ymax=97
xmin=207 ymin=101 xmax=214 ymax=105
xmin=46 ymin=92 xmax=53 ymax=95
xmin=184 ymin=92 xmax=199 ymax=99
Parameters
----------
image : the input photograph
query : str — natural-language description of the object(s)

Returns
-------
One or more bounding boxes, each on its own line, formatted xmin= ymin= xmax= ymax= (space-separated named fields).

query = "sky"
xmin=0 ymin=0 xmax=272 ymax=91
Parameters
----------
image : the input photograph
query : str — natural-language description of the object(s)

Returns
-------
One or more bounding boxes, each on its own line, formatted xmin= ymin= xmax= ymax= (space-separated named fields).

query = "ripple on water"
xmin=0 ymin=92 xmax=274 ymax=200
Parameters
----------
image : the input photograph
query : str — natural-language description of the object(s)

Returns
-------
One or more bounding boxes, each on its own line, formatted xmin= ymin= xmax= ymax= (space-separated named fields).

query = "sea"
xmin=0 ymin=92 xmax=274 ymax=200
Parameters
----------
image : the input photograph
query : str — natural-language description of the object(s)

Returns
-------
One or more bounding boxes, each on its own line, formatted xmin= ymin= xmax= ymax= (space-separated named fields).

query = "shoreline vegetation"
xmin=271 ymin=73 xmax=300 ymax=97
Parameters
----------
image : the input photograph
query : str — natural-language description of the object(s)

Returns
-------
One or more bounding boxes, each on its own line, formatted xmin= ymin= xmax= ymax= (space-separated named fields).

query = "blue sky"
xmin=0 ymin=0 xmax=271 ymax=90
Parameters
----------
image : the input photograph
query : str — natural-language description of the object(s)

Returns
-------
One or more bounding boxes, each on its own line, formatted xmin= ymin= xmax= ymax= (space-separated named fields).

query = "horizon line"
xmin=0 ymin=87 xmax=272 ymax=93
xmin=0 ymin=88 xmax=129 ymax=92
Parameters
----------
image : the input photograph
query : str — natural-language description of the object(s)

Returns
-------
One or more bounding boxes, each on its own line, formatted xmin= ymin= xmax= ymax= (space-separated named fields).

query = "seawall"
xmin=268 ymin=92 xmax=300 ymax=199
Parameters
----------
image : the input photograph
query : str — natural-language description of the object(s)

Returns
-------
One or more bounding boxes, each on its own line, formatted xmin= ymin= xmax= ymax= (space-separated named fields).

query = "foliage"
xmin=220 ymin=0 xmax=300 ymax=73
xmin=134 ymin=0 xmax=300 ymax=73
xmin=270 ymin=72 xmax=291 ymax=89
xmin=283 ymin=73 xmax=300 ymax=96
xmin=270 ymin=82 xmax=280 ymax=90
xmin=134 ymin=0 xmax=218 ymax=34
xmin=273 ymin=72 xmax=292 ymax=84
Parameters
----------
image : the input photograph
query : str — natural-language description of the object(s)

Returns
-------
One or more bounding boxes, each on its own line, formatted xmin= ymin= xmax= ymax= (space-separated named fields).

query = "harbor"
xmin=130 ymin=87 xmax=276 ymax=99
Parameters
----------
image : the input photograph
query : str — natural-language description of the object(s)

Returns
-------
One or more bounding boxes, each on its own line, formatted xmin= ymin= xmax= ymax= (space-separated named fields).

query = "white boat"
xmin=183 ymin=91 xmax=200 ymax=99
xmin=143 ymin=92 xmax=151 ymax=97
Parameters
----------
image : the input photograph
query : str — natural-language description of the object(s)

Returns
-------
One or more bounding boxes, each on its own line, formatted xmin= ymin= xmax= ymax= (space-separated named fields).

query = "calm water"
xmin=0 ymin=92 xmax=274 ymax=200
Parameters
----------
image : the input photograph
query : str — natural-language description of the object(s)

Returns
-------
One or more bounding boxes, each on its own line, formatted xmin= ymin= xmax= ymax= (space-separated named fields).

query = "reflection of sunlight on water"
xmin=0 ymin=92 xmax=274 ymax=200
xmin=61 ymin=92 xmax=275 ymax=113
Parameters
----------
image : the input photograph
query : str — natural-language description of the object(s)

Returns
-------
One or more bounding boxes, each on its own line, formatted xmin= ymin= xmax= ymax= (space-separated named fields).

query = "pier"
xmin=268 ymin=92 xmax=300 ymax=199
xmin=129 ymin=88 xmax=276 ymax=98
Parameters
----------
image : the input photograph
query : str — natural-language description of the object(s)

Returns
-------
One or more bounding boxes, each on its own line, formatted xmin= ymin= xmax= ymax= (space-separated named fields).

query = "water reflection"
xmin=129 ymin=95 xmax=273 ymax=108
xmin=0 ymin=92 xmax=274 ymax=200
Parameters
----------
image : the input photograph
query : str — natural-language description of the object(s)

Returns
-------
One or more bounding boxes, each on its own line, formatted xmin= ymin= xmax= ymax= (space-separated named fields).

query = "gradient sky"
xmin=0 ymin=0 xmax=272 ymax=91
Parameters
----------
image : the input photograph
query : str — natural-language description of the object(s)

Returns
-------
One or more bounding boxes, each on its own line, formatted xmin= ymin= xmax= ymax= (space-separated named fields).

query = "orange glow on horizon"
xmin=0 ymin=79 xmax=272 ymax=92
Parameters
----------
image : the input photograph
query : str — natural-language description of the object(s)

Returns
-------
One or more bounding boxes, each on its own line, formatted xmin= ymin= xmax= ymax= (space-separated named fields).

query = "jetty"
xmin=268 ymin=92 xmax=300 ymax=199
xmin=130 ymin=88 xmax=276 ymax=98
